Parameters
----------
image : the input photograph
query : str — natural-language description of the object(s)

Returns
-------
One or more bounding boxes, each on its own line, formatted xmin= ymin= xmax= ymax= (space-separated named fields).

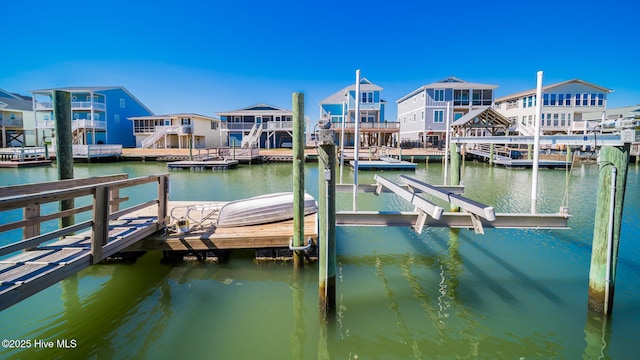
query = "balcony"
xmin=338 ymin=122 xmax=400 ymax=130
xmin=0 ymin=118 xmax=23 ymax=128
xmin=134 ymin=124 xmax=191 ymax=135
xmin=34 ymin=101 xmax=106 ymax=111
xmin=36 ymin=119 xmax=106 ymax=130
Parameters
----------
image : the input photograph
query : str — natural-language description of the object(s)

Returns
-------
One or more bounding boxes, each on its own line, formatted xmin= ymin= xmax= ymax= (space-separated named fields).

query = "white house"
xmin=129 ymin=113 xmax=225 ymax=149
xmin=494 ymin=79 xmax=612 ymax=135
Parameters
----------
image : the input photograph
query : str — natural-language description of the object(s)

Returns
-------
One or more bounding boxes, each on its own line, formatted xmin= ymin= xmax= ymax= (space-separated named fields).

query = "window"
xmin=412 ymin=114 xmax=416 ymax=122
xmin=434 ymin=89 xmax=445 ymax=102
xmin=421 ymin=111 xmax=425 ymax=121
xmin=361 ymin=92 xmax=373 ymax=104
xmin=582 ymin=93 xmax=588 ymax=106
xmin=181 ymin=118 xmax=191 ymax=125
xmin=561 ymin=114 xmax=566 ymax=126
xmin=528 ymin=96 xmax=533 ymax=108
xmin=590 ymin=94 xmax=597 ymax=106
xmin=567 ymin=113 xmax=571 ymax=125
xmin=434 ymin=110 xmax=444 ymax=123
xmin=211 ymin=121 xmax=218 ymax=130
xmin=597 ymin=94 xmax=604 ymax=106
xmin=453 ymin=90 xmax=469 ymax=106
xmin=558 ymin=94 xmax=564 ymax=106
xmin=550 ymin=94 xmax=557 ymax=106
xmin=553 ymin=114 xmax=559 ymax=126
xmin=546 ymin=113 xmax=551 ymax=126
xmin=120 ymin=98 xmax=126 ymax=108
xmin=575 ymin=94 xmax=581 ymax=106
xmin=543 ymin=94 xmax=549 ymax=106
xmin=10 ymin=113 xmax=16 ymax=120
xmin=114 ymin=114 xmax=120 ymax=123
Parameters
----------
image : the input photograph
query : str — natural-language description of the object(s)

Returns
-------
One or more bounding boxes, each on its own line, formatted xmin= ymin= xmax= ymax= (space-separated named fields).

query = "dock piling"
xmin=318 ymin=126 xmax=336 ymax=316
xmin=292 ymin=92 xmax=305 ymax=267
xmin=53 ymin=90 xmax=75 ymax=227
xmin=588 ymin=144 xmax=630 ymax=315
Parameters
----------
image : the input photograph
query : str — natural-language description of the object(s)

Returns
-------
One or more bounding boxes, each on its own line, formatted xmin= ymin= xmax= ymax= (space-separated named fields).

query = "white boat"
xmin=216 ymin=192 xmax=318 ymax=228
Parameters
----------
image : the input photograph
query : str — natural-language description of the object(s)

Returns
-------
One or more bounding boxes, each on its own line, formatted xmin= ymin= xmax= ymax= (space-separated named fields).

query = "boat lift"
xmin=334 ymin=175 xmax=569 ymax=234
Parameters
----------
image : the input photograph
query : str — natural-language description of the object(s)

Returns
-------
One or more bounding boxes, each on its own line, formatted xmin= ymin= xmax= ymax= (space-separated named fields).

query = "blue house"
xmin=31 ymin=86 xmax=153 ymax=147
xmin=319 ymin=78 xmax=397 ymax=147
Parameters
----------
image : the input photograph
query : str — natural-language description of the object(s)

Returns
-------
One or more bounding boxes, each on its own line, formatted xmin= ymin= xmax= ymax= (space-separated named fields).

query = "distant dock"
xmin=350 ymin=157 xmax=417 ymax=171
xmin=167 ymin=160 xmax=239 ymax=170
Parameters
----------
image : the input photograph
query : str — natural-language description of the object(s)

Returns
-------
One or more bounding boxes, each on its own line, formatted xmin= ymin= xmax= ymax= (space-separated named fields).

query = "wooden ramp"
xmin=0 ymin=216 xmax=159 ymax=312
xmin=0 ymin=174 xmax=169 ymax=312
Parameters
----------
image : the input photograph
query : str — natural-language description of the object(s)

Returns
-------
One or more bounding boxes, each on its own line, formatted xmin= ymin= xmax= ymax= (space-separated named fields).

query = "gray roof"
xmin=0 ymin=96 xmax=32 ymax=111
xmin=450 ymin=106 xmax=511 ymax=133
xmin=397 ymin=76 xmax=498 ymax=103
xmin=319 ymin=78 xmax=385 ymax=104
xmin=216 ymin=103 xmax=292 ymax=116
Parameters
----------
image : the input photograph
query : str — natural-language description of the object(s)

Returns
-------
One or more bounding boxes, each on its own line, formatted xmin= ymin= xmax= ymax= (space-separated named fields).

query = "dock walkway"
xmin=0 ymin=174 xmax=169 ymax=312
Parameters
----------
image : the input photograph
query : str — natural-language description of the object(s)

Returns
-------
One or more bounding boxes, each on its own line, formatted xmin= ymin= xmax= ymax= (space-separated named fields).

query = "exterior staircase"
xmin=242 ymin=123 xmax=263 ymax=148
xmin=518 ymin=122 xmax=537 ymax=136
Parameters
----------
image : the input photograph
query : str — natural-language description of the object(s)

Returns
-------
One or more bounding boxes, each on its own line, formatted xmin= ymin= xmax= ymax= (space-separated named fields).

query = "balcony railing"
xmin=0 ymin=118 xmax=24 ymax=127
xmin=34 ymin=101 xmax=106 ymax=111
xmin=36 ymin=119 xmax=107 ymax=129
xmin=338 ymin=122 xmax=400 ymax=130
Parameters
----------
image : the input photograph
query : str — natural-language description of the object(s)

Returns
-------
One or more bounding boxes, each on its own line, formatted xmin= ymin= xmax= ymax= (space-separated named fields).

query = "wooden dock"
xmin=0 ymin=174 xmax=319 ymax=311
xmin=167 ymin=160 xmax=239 ymax=170
xmin=0 ymin=174 xmax=169 ymax=312
xmin=350 ymin=157 xmax=417 ymax=171
xmin=124 ymin=201 xmax=318 ymax=252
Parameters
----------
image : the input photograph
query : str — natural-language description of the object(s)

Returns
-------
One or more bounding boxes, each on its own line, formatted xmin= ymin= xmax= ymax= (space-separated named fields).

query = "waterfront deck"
xmin=167 ymin=160 xmax=239 ymax=170
xmin=350 ymin=157 xmax=417 ymax=171
xmin=124 ymin=201 xmax=318 ymax=252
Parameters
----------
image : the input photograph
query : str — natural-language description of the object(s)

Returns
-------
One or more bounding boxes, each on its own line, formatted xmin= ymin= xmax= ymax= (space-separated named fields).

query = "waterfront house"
xmin=31 ymin=86 xmax=153 ymax=148
xmin=129 ymin=113 xmax=225 ymax=149
xmin=494 ymin=79 xmax=612 ymax=136
xmin=396 ymin=76 xmax=497 ymax=147
xmin=216 ymin=103 xmax=302 ymax=149
xmin=0 ymin=89 xmax=35 ymax=147
xmin=319 ymin=77 xmax=397 ymax=147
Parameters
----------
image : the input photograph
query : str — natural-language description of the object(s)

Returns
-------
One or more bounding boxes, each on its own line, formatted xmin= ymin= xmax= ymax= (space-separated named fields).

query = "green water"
xmin=0 ymin=160 xmax=639 ymax=359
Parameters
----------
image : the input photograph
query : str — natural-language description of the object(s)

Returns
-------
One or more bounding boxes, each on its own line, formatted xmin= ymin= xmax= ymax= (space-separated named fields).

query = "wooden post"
xmin=53 ymin=90 xmax=74 ymax=228
xmin=588 ymin=144 xmax=630 ymax=315
xmin=158 ymin=175 xmax=169 ymax=227
xmin=318 ymin=141 xmax=336 ymax=316
xmin=450 ymin=141 xmax=461 ymax=212
xmin=292 ymin=92 xmax=305 ymax=267
xmin=527 ymin=144 xmax=533 ymax=160
xmin=566 ymin=146 xmax=572 ymax=163
xmin=489 ymin=143 xmax=494 ymax=166
xmin=91 ymin=186 xmax=109 ymax=264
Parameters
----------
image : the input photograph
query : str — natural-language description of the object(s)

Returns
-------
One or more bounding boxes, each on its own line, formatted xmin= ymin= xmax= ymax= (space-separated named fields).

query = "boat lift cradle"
xmin=374 ymin=175 xmax=496 ymax=234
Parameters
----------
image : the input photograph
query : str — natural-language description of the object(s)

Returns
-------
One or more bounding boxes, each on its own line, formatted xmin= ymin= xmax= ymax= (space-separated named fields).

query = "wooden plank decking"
xmin=0 ymin=216 xmax=160 ymax=312
xmin=124 ymin=201 xmax=319 ymax=252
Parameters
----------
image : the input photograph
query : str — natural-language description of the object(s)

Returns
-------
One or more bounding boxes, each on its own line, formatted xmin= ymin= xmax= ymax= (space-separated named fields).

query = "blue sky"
xmin=2 ymin=0 xmax=638 ymax=122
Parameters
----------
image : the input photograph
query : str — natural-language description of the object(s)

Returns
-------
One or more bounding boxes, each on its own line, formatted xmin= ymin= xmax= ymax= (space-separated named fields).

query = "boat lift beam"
xmin=399 ymin=175 xmax=496 ymax=233
xmin=335 ymin=211 xmax=569 ymax=229
xmin=373 ymin=175 xmax=443 ymax=234
xmin=336 ymin=183 xmax=465 ymax=195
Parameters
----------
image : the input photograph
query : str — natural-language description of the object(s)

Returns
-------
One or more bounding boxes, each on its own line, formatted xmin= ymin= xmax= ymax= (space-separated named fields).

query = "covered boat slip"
xmin=124 ymin=201 xmax=318 ymax=252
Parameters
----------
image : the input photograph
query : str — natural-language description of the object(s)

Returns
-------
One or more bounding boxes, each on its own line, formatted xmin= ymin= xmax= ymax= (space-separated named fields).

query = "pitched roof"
xmin=450 ymin=106 xmax=511 ymax=133
xmin=0 ymin=96 xmax=32 ymax=111
xmin=495 ymin=79 xmax=612 ymax=102
xmin=319 ymin=77 xmax=384 ymax=104
xmin=396 ymin=76 xmax=498 ymax=103
xmin=216 ymin=103 xmax=292 ymax=116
